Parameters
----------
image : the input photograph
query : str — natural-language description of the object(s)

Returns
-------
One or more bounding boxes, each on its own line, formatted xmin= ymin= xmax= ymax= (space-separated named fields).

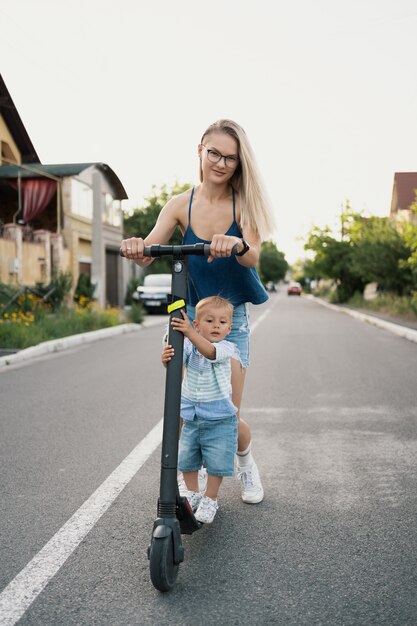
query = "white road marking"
xmin=0 ymin=420 xmax=163 ymax=626
xmin=0 ymin=300 xmax=274 ymax=625
xmin=250 ymin=301 xmax=273 ymax=334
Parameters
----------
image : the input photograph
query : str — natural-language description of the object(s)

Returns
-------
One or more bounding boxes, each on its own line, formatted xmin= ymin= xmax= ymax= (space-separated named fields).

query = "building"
xmin=389 ymin=172 xmax=417 ymax=224
xmin=0 ymin=74 xmax=131 ymax=307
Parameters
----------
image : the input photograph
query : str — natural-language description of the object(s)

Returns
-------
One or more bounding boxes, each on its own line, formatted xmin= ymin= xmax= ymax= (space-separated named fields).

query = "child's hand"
xmin=161 ymin=344 xmax=174 ymax=366
xmin=170 ymin=310 xmax=193 ymax=337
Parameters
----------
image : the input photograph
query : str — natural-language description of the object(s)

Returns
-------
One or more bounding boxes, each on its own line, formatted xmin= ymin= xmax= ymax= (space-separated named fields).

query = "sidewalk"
xmin=342 ymin=305 xmax=417 ymax=331
xmin=0 ymin=316 xmax=166 ymax=369
xmin=307 ymin=295 xmax=417 ymax=344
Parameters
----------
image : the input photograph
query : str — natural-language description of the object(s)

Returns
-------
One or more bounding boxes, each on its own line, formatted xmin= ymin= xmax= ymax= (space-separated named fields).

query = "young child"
xmin=161 ymin=296 xmax=240 ymax=524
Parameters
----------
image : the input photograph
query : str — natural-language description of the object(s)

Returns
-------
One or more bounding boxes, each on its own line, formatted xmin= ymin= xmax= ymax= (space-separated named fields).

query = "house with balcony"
xmin=0 ymin=74 xmax=130 ymax=307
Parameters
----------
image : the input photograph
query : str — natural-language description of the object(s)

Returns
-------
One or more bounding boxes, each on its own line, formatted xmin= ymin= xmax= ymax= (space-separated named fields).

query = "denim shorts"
xmin=187 ymin=303 xmax=251 ymax=368
xmin=178 ymin=415 xmax=238 ymax=477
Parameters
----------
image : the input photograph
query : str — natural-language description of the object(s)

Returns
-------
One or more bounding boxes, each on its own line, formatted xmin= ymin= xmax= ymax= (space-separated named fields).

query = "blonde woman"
xmin=121 ymin=119 xmax=275 ymax=504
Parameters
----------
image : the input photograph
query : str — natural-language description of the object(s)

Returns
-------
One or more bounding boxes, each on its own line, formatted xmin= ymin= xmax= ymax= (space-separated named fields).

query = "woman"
xmin=121 ymin=119 xmax=275 ymax=503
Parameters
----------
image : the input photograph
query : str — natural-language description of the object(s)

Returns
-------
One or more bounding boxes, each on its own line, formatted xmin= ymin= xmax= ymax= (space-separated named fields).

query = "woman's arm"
xmin=236 ymin=225 xmax=262 ymax=268
xmin=208 ymin=227 xmax=262 ymax=268
xmin=121 ymin=196 xmax=183 ymax=267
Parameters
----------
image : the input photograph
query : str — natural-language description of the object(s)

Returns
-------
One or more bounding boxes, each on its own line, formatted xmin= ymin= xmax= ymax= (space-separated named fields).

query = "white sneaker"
xmin=237 ymin=462 xmax=264 ymax=504
xmin=194 ymin=495 xmax=219 ymax=523
xmin=185 ymin=490 xmax=203 ymax=512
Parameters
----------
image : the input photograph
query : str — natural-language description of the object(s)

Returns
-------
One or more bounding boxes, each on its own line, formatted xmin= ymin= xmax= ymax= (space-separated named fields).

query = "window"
xmin=103 ymin=193 xmax=121 ymax=227
xmin=71 ymin=179 xmax=93 ymax=219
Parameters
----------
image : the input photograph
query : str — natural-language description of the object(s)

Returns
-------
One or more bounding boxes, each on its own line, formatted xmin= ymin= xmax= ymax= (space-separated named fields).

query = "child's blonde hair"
xmin=199 ymin=119 xmax=275 ymax=241
xmin=195 ymin=296 xmax=233 ymax=322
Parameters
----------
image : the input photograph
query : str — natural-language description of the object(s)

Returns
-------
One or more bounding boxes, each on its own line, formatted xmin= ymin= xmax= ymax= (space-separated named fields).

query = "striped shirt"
xmin=181 ymin=338 xmax=239 ymax=421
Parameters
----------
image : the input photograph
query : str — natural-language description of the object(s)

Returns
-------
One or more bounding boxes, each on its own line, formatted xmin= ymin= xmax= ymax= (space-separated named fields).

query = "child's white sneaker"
xmin=194 ymin=495 xmax=219 ymax=524
xmin=185 ymin=490 xmax=203 ymax=512
xmin=237 ymin=462 xmax=264 ymax=504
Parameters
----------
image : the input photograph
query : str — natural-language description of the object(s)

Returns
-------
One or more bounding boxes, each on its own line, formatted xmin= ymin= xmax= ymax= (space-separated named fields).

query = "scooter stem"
xmin=158 ymin=254 xmax=188 ymax=514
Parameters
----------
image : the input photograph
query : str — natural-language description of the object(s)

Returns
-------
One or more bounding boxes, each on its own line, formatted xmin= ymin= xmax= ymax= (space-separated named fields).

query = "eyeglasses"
xmin=202 ymin=145 xmax=240 ymax=168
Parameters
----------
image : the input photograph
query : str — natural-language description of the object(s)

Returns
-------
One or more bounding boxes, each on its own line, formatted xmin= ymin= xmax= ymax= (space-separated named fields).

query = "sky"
xmin=1 ymin=0 xmax=417 ymax=263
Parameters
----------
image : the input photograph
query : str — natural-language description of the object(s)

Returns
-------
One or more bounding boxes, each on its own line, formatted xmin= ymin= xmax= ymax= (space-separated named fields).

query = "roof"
xmin=0 ymin=74 xmax=40 ymax=163
xmin=392 ymin=172 xmax=417 ymax=212
xmin=0 ymin=162 xmax=128 ymax=200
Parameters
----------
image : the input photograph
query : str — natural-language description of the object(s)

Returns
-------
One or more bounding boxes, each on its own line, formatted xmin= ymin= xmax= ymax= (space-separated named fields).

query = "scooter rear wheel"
xmin=149 ymin=534 xmax=179 ymax=592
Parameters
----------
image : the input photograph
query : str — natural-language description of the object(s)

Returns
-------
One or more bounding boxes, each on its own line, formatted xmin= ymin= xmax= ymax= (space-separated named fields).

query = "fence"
xmin=0 ymin=224 xmax=70 ymax=286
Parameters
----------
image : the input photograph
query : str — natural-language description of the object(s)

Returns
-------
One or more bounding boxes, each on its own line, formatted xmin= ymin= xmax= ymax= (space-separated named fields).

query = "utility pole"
xmin=91 ymin=171 xmax=105 ymax=308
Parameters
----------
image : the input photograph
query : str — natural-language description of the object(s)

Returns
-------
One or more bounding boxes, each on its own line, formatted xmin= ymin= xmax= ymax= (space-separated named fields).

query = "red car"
xmin=287 ymin=282 xmax=302 ymax=296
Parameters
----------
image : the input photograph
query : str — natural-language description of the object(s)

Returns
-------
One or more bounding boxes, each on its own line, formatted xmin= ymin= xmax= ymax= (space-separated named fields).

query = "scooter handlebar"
xmin=120 ymin=242 xmax=240 ymax=257
xmin=143 ymin=243 xmax=211 ymax=257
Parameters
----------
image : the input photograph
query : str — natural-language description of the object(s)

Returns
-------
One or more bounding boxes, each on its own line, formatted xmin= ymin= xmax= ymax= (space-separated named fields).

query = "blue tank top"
xmin=182 ymin=187 xmax=269 ymax=307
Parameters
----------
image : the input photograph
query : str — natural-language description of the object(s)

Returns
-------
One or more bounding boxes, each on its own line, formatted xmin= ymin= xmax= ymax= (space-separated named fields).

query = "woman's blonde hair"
xmin=195 ymin=295 xmax=233 ymax=321
xmin=199 ymin=119 xmax=275 ymax=240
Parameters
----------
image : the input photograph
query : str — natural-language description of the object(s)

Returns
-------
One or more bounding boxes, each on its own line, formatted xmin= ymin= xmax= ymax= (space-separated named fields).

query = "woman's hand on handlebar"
xmin=120 ymin=237 xmax=153 ymax=267
xmin=208 ymin=234 xmax=242 ymax=263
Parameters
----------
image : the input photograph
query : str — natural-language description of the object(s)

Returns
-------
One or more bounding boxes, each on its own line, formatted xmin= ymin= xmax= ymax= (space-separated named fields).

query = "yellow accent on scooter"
xmin=167 ymin=299 xmax=186 ymax=314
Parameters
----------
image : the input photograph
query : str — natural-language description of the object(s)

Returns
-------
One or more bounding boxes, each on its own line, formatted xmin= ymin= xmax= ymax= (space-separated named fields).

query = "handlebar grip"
xmin=119 ymin=247 xmax=152 ymax=257
xmin=120 ymin=242 xmax=239 ymax=257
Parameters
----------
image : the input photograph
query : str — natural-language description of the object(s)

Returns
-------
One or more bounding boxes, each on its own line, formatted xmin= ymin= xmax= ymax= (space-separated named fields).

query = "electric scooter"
xmin=122 ymin=242 xmax=238 ymax=592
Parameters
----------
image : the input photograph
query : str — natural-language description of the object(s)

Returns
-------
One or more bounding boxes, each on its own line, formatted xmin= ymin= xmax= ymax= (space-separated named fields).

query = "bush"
xmin=126 ymin=302 xmax=145 ymax=324
xmin=36 ymin=272 xmax=73 ymax=311
xmin=0 ymin=306 xmax=121 ymax=350
xmin=346 ymin=291 xmax=417 ymax=320
xmin=1 ymin=273 xmax=73 ymax=321
xmin=1 ymin=284 xmax=48 ymax=320
xmin=125 ymin=276 xmax=141 ymax=306
xmin=0 ymin=283 xmax=19 ymax=307
xmin=74 ymin=273 xmax=96 ymax=309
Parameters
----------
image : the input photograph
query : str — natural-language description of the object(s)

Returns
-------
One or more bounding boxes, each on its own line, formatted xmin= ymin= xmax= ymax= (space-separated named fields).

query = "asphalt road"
xmin=1 ymin=291 xmax=416 ymax=626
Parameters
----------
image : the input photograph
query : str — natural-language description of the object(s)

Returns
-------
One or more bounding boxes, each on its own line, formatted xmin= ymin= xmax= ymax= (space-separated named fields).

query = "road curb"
xmin=0 ymin=318 xmax=166 ymax=369
xmin=306 ymin=295 xmax=417 ymax=344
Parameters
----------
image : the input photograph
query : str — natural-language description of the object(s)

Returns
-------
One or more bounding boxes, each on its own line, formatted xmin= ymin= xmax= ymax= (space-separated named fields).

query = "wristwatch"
xmin=236 ymin=238 xmax=250 ymax=256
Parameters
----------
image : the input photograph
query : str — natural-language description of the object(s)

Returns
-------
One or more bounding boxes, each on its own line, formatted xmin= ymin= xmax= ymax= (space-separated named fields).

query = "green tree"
xmin=123 ymin=182 xmax=191 ymax=274
xmin=258 ymin=241 xmax=288 ymax=285
xmin=123 ymin=182 xmax=190 ymax=241
xmin=291 ymin=257 xmax=317 ymax=289
xmin=349 ymin=215 xmax=412 ymax=294
xmin=401 ymin=193 xmax=417 ymax=290
xmin=304 ymin=224 xmax=365 ymax=302
xmin=304 ymin=205 xmax=414 ymax=300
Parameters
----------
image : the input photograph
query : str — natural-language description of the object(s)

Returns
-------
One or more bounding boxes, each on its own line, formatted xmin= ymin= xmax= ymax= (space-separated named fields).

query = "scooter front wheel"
xmin=149 ymin=534 xmax=179 ymax=592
